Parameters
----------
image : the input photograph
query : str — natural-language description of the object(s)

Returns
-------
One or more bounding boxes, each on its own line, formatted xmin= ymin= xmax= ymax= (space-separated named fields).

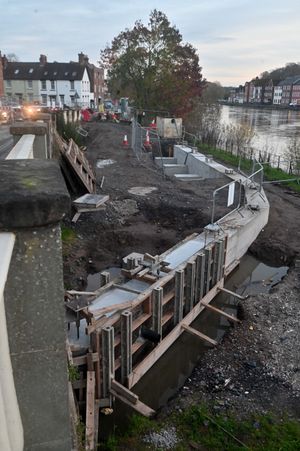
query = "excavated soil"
xmin=62 ymin=121 xmax=300 ymax=421
xmin=63 ymin=121 xmax=231 ymax=288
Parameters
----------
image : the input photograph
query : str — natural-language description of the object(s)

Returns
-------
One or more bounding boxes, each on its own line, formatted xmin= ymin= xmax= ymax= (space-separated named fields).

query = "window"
xmin=65 ymin=72 xmax=68 ymax=76
xmin=70 ymin=95 xmax=75 ymax=105
xmin=50 ymin=80 xmax=55 ymax=90
xmin=14 ymin=69 xmax=19 ymax=74
xmin=6 ymin=80 xmax=12 ymax=88
xmin=44 ymin=71 xmax=48 ymax=75
xmin=27 ymin=80 xmax=33 ymax=89
xmin=70 ymin=80 xmax=75 ymax=90
xmin=41 ymin=94 xmax=47 ymax=105
xmin=29 ymin=68 xmax=34 ymax=74
xmin=60 ymin=95 xmax=65 ymax=106
xmin=72 ymin=71 xmax=77 ymax=76
xmin=28 ymin=93 xmax=33 ymax=102
xmin=41 ymin=80 xmax=46 ymax=90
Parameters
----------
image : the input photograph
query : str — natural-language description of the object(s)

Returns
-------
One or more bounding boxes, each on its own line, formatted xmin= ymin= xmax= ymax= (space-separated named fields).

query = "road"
xmin=0 ymin=124 xmax=14 ymax=159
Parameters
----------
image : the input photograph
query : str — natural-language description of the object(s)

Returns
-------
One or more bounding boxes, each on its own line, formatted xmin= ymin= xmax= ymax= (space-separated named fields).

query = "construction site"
xmin=57 ymin=116 xmax=300 ymax=448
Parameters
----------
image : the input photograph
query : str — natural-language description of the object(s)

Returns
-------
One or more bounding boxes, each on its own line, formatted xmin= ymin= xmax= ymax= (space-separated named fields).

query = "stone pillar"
xmin=0 ymin=159 xmax=71 ymax=451
xmin=10 ymin=122 xmax=48 ymax=159
xmin=33 ymin=113 xmax=53 ymax=158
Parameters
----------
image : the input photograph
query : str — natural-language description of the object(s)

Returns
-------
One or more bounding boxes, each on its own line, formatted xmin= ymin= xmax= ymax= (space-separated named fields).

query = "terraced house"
xmin=2 ymin=54 xmax=93 ymax=108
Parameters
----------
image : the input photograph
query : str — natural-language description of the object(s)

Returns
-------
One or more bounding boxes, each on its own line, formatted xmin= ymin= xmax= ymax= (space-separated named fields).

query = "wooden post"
xmin=174 ymin=269 xmax=184 ymax=325
xmin=121 ymin=311 xmax=132 ymax=385
xmin=94 ymin=331 xmax=101 ymax=399
xmin=212 ymin=241 xmax=221 ymax=286
xmin=101 ymin=326 xmax=114 ymax=399
xmin=85 ymin=371 xmax=95 ymax=451
xmin=205 ymin=246 xmax=213 ymax=295
xmin=185 ymin=261 xmax=196 ymax=313
xmin=195 ymin=252 xmax=205 ymax=302
xmin=100 ymin=271 xmax=110 ymax=287
xmin=216 ymin=238 xmax=224 ymax=282
xmin=152 ymin=287 xmax=163 ymax=339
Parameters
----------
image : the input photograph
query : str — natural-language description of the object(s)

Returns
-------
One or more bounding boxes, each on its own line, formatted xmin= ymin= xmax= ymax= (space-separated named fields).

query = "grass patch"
xmin=61 ymin=225 xmax=76 ymax=244
xmin=176 ymin=405 xmax=300 ymax=451
xmin=197 ymin=143 xmax=300 ymax=193
xmin=102 ymin=407 xmax=300 ymax=450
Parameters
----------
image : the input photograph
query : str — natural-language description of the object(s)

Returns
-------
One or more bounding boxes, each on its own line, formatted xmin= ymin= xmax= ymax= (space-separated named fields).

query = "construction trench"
xmin=62 ymin=121 xmax=271 ymax=449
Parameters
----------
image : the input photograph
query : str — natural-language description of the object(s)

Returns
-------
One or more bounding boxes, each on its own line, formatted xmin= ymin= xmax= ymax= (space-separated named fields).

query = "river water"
xmin=220 ymin=105 xmax=300 ymax=164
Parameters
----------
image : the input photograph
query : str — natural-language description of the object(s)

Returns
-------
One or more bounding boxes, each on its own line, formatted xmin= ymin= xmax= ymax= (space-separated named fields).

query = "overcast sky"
xmin=1 ymin=0 xmax=299 ymax=86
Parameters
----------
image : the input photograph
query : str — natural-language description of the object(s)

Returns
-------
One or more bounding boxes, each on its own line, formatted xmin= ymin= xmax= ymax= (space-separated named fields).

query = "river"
xmin=220 ymin=105 xmax=300 ymax=164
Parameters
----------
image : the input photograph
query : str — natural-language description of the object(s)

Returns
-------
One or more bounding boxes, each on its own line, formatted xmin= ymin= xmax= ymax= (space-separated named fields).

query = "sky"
xmin=0 ymin=0 xmax=299 ymax=86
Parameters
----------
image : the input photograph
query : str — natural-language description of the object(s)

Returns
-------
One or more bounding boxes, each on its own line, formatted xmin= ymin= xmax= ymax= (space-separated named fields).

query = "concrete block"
xmin=154 ymin=157 xmax=177 ymax=168
xmin=163 ymin=164 xmax=188 ymax=176
xmin=0 ymin=160 xmax=70 ymax=228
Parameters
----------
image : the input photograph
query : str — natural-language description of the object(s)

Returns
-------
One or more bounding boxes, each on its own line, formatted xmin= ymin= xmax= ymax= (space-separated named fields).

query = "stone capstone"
xmin=0 ymin=159 xmax=70 ymax=228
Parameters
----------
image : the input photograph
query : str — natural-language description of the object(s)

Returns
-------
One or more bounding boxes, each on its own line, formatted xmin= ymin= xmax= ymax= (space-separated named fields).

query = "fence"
xmin=131 ymin=118 xmax=165 ymax=174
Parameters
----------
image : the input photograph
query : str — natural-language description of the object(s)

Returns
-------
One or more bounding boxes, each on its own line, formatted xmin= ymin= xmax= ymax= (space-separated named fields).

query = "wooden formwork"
xmin=67 ymin=235 xmax=240 ymax=449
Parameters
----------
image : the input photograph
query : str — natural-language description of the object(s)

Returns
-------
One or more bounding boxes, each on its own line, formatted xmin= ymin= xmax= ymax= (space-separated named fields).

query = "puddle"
xmin=128 ymin=186 xmax=158 ymax=196
xmin=96 ymin=159 xmax=116 ymax=168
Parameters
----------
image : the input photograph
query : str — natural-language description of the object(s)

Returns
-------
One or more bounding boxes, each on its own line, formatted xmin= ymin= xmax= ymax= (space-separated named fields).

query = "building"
xmin=280 ymin=76 xmax=300 ymax=105
xmin=273 ymin=81 xmax=284 ymax=104
xmin=252 ymin=85 xmax=262 ymax=103
xmin=3 ymin=54 xmax=92 ymax=108
xmin=291 ymin=79 xmax=300 ymax=105
xmin=262 ymin=79 xmax=274 ymax=104
xmin=78 ymin=52 xmax=105 ymax=108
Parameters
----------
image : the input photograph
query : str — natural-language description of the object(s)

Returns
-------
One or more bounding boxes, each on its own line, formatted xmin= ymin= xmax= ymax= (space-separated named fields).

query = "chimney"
xmin=39 ymin=54 xmax=47 ymax=65
xmin=2 ymin=54 xmax=8 ymax=69
xmin=78 ymin=52 xmax=85 ymax=65
xmin=78 ymin=52 xmax=89 ymax=65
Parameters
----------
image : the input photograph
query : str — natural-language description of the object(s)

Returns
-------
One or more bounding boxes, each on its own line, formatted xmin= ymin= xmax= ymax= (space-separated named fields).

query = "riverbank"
xmin=219 ymin=101 xmax=300 ymax=111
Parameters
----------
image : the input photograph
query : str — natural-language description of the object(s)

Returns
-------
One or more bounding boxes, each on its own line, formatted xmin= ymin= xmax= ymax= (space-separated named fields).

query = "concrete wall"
xmin=0 ymin=159 xmax=71 ymax=451
xmin=173 ymin=144 xmax=269 ymax=271
xmin=174 ymin=145 xmax=228 ymax=179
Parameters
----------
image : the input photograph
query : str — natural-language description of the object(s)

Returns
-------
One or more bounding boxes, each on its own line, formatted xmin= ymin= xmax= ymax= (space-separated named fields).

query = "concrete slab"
xmin=163 ymin=164 xmax=188 ymax=176
xmin=174 ymin=174 xmax=203 ymax=181
xmin=73 ymin=193 xmax=109 ymax=208
xmin=96 ymin=159 xmax=116 ymax=168
xmin=128 ymin=186 xmax=158 ymax=196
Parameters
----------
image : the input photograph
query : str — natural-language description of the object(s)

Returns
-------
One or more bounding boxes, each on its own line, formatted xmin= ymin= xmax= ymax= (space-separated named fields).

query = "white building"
xmin=39 ymin=58 xmax=92 ymax=108
xmin=3 ymin=55 xmax=93 ymax=108
xmin=273 ymin=84 xmax=283 ymax=105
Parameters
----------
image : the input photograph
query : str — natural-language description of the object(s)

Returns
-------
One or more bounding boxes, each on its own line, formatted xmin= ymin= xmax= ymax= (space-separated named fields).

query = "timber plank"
xmin=85 ymin=371 xmax=95 ymax=450
xmin=201 ymin=301 xmax=240 ymax=323
xmin=181 ymin=324 xmax=217 ymax=346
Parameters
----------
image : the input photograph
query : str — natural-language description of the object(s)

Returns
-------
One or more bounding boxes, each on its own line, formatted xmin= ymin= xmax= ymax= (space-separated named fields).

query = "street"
xmin=0 ymin=124 xmax=13 ymax=159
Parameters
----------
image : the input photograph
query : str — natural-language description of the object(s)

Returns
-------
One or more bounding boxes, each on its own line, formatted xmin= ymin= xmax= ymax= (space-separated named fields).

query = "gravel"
xmin=143 ymin=426 xmax=179 ymax=449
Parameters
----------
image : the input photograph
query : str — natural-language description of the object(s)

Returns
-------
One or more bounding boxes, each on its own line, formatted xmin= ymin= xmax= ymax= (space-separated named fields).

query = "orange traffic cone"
xmin=122 ymin=134 xmax=129 ymax=147
xmin=144 ymin=130 xmax=152 ymax=149
xmin=149 ymin=119 xmax=156 ymax=129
